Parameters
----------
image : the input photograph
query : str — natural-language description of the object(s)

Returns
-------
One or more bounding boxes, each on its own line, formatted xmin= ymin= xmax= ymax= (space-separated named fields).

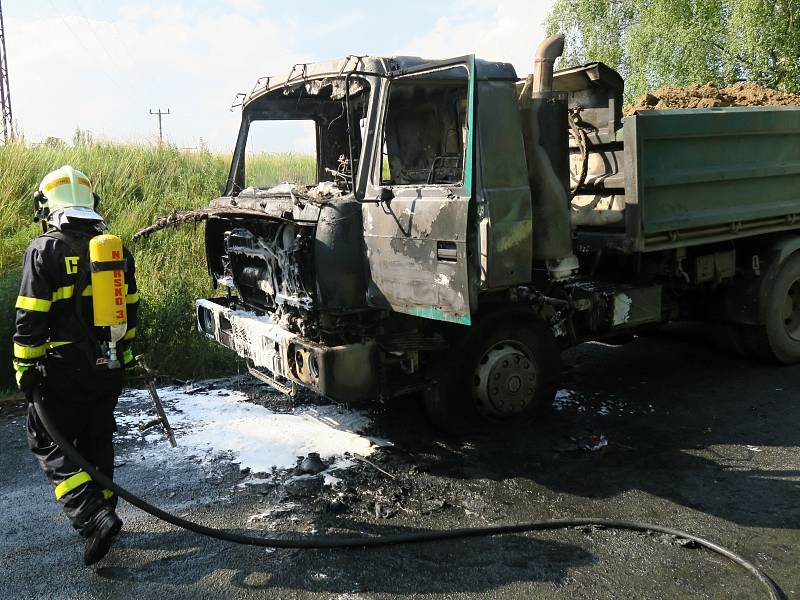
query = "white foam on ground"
xmin=553 ymin=388 xmax=643 ymax=417
xmin=115 ymin=384 xmax=385 ymax=476
xmin=553 ymin=389 xmax=580 ymax=412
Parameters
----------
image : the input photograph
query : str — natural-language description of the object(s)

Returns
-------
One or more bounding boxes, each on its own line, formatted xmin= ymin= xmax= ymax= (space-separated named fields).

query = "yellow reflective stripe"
xmin=47 ymin=341 xmax=72 ymax=349
xmin=52 ymin=285 xmax=74 ymax=301
xmin=54 ymin=471 xmax=92 ymax=500
xmin=15 ymin=342 xmax=72 ymax=357
xmin=44 ymin=176 xmax=71 ymax=191
xmin=16 ymin=295 xmax=52 ymax=312
xmin=13 ymin=343 xmax=46 ymax=359
xmin=126 ymin=292 xmax=139 ymax=304
xmin=77 ymin=177 xmax=91 ymax=188
xmin=101 ymin=489 xmax=114 ymax=500
xmin=122 ymin=327 xmax=136 ymax=341
xmin=50 ymin=285 xmax=92 ymax=301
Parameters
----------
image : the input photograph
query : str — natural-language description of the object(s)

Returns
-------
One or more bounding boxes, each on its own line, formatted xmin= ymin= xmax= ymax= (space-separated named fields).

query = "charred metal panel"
xmin=242 ymin=56 xmax=516 ymax=110
xmin=314 ymin=197 xmax=367 ymax=310
xmin=196 ymin=298 xmax=378 ymax=404
xmin=519 ymin=94 xmax=574 ymax=264
xmin=363 ymin=192 xmax=472 ymax=324
xmin=552 ymin=62 xmax=624 ymax=145
xmin=567 ymin=282 xmax=662 ymax=334
xmin=477 ymin=80 xmax=533 ymax=288
xmin=611 ymin=285 xmax=662 ymax=328
xmin=317 ymin=341 xmax=378 ymax=403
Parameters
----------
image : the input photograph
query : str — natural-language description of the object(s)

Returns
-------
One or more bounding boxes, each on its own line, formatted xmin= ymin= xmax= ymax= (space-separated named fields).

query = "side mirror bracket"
xmin=377 ymin=186 xmax=394 ymax=203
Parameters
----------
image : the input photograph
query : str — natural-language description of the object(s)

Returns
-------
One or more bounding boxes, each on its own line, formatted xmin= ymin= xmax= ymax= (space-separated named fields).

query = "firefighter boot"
xmin=83 ymin=506 xmax=123 ymax=566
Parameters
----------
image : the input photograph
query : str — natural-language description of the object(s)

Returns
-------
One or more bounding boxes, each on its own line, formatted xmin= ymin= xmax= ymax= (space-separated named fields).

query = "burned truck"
xmin=196 ymin=36 xmax=800 ymax=431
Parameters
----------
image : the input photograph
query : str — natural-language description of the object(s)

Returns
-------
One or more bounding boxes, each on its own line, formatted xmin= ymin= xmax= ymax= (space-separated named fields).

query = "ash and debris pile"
xmin=625 ymin=82 xmax=800 ymax=116
xmin=243 ymin=446 xmax=481 ymax=535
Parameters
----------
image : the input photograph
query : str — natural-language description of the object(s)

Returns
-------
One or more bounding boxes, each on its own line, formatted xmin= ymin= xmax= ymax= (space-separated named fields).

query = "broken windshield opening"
xmin=244 ymin=120 xmax=316 ymax=189
xmin=230 ymin=77 xmax=372 ymax=198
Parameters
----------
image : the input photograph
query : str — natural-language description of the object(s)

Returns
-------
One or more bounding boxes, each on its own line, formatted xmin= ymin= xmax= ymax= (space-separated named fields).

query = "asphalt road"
xmin=1 ymin=323 xmax=798 ymax=599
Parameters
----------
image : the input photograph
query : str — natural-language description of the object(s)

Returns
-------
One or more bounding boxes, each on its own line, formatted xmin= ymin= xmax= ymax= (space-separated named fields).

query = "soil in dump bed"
xmin=624 ymin=82 xmax=800 ymax=115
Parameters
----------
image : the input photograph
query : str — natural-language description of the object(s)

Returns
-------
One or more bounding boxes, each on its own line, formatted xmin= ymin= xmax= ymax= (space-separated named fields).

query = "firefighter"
xmin=13 ymin=165 xmax=139 ymax=566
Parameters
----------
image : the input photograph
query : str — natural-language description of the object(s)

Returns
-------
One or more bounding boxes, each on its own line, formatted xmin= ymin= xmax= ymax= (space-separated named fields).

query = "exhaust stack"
xmin=520 ymin=34 xmax=579 ymax=281
xmin=532 ymin=35 xmax=566 ymax=94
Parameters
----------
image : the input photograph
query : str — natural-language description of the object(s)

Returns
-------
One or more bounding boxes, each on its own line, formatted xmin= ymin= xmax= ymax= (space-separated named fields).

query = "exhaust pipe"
xmin=532 ymin=34 xmax=566 ymax=94
xmin=520 ymin=34 xmax=579 ymax=281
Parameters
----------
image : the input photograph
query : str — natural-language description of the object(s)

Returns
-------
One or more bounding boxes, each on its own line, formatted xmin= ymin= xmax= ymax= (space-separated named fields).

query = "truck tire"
xmin=424 ymin=315 xmax=559 ymax=434
xmin=737 ymin=252 xmax=800 ymax=364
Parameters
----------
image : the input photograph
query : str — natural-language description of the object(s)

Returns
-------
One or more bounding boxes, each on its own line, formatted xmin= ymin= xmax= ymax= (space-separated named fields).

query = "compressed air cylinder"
xmin=89 ymin=234 xmax=127 ymax=327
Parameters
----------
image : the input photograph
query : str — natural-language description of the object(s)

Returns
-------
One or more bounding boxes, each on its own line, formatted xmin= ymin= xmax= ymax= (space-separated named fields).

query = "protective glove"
xmin=13 ymin=360 xmax=42 ymax=398
xmin=122 ymin=347 xmax=139 ymax=373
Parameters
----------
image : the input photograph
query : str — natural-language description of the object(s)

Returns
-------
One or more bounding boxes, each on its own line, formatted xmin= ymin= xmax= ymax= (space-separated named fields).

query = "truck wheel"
xmin=738 ymin=252 xmax=800 ymax=364
xmin=424 ymin=317 xmax=559 ymax=434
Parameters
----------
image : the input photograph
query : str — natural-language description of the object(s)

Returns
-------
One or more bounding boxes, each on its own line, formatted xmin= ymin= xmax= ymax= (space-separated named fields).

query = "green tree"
xmin=43 ymin=136 xmax=66 ymax=148
xmin=546 ymin=0 xmax=800 ymax=102
xmin=72 ymin=127 xmax=94 ymax=147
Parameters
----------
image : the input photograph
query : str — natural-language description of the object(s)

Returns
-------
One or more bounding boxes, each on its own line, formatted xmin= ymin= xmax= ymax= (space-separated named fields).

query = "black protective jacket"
xmin=13 ymin=223 xmax=139 ymax=367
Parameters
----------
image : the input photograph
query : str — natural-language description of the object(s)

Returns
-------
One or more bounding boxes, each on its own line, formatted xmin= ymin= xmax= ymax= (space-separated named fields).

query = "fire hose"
xmin=32 ymin=392 xmax=782 ymax=599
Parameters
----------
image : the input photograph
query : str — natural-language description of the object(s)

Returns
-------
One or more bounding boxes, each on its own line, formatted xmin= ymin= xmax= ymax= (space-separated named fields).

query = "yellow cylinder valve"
xmin=89 ymin=234 xmax=128 ymax=328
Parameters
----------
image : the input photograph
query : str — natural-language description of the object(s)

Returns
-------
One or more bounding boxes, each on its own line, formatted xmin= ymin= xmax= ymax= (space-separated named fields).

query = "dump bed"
xmin=622 ymin=107 xmax=800 ymax=252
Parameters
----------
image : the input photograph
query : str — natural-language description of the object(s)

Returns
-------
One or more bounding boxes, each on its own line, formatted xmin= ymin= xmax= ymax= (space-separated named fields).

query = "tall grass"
xmin=0 ymin=141 xmax=315 ymax=391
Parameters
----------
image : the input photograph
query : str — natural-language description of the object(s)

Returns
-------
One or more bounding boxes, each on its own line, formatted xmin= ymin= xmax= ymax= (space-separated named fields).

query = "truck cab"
xmin=196 ymin=54 xmax=546 ymax=417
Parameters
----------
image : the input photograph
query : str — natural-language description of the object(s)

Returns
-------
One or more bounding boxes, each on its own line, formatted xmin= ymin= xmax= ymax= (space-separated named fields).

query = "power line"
xmin=70 ymin=0 xmax=121 ymax=67
xmin=149 ymin=108 xmax=170 ymax=145
xmin=0 ymin=0 xmax=13 ymax=143
xmin=44 ymin=0 xmax=125 ymax=91
xmin=109 ymin=18 xmax=137 ymax=59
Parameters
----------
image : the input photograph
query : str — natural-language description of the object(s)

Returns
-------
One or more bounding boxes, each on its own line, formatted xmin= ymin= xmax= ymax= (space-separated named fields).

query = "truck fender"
xmin=768 ymin=234 xmax=800 ymax=267
xmin=724 ymin=234 xmax=800 ymax=325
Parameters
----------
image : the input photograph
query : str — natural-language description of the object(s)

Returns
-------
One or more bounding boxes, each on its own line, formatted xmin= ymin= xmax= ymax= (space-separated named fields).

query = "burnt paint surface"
xmin=363 ymin=189 xmax=472 ymax=324
xmin=315 ymin=197 xmax=368 ymax=310
xmin=477 ymin=80 xmax=533 ymax=289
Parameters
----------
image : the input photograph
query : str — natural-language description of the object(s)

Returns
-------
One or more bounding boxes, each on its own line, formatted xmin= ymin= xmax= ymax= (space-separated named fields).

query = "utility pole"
xmin=0 ymin=0 xmax=13 ymax=143
xmin=149 ymin=108 xmax=170 ymax=146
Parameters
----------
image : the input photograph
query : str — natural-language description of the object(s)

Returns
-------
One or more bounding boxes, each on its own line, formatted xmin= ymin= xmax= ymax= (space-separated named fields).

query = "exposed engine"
xmin=220 ymin=219 xmax=318 ymax=337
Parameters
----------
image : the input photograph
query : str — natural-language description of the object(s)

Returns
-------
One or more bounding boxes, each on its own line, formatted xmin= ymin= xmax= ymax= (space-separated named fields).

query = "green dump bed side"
xmin=623 ymin=107 xmax=800 ymax=252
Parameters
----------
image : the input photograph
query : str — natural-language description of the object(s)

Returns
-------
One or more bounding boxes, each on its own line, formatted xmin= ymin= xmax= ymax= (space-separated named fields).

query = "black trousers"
xmin=26 ymin=349 xmax=124 ymax=537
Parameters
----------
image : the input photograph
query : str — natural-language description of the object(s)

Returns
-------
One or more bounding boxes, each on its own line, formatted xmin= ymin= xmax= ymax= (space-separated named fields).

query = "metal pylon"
xmin=0 ymin=0 xmax=13 ymax=143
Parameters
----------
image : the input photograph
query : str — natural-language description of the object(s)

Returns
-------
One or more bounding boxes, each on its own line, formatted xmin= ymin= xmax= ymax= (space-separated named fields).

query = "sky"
xmin=4 ymin=0 xmax=554 ymax=153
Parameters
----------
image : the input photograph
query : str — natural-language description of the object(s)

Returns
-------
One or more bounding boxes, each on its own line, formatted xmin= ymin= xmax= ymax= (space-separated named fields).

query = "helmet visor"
xmin=61 ymin=206 xmax=104 ymax=221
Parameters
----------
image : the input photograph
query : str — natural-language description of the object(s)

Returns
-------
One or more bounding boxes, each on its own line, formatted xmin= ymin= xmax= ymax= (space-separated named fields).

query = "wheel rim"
xmin=473 ymin=341 xmax=537 ymax=417
xmin=783 ymin=278 xmax=800 ymax=342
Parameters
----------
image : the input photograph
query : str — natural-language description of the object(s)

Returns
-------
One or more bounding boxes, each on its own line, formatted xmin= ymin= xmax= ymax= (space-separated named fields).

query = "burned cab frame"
xmin=197 ymin=55 xmax=489 ymax=407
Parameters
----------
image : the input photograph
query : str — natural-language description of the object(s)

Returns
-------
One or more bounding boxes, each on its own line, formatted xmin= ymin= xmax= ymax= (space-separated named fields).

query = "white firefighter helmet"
xmin=39 ymin=165 xmax=104 ymax=224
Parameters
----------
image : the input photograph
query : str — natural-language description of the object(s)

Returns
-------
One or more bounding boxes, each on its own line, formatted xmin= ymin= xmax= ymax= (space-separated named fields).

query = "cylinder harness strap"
xmin=90 ymin=260 xmax=127 ymax=273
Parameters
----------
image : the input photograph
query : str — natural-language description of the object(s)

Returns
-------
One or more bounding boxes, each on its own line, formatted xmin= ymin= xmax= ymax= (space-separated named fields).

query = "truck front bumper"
xmin=196 ymin=298 xmax=378 ymax=404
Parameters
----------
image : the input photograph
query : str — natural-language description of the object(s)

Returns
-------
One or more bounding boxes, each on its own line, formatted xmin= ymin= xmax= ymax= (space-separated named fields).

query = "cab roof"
xmin=240 ymin=55 xmax=519 ymax=109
